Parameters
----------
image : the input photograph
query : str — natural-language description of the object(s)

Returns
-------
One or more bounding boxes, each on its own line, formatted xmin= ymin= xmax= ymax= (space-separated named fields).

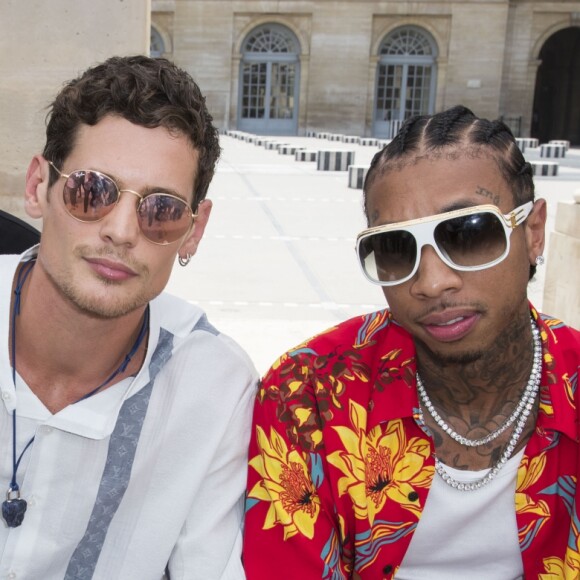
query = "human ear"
xmin=178 ymin=198 xmax=213 ymax=261
xmin=524 ymin=198 xmax=547 ymax=265
xmin=24 ymin=155 xmax=50 ymax=219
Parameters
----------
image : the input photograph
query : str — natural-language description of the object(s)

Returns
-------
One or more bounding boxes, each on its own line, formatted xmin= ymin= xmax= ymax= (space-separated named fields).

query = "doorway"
xmin=532 ymin=27 xmax=580 ymax=145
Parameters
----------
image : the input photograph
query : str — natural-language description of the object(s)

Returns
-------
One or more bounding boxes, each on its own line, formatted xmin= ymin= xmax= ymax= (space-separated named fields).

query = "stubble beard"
xmin=415 ymin=303 xmax=531 ymax=370
xmin=415 ymin=340 xmax=486 ymax=366
xmin=58 ymin=276 xmax=152 ymax=319
xmin=46 ymin=246 xmax=155 ymax=320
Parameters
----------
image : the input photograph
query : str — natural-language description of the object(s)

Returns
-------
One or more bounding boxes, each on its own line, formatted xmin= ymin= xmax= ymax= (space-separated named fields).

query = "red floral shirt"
xmin=243 ymin=306 xmax=580 ymax=579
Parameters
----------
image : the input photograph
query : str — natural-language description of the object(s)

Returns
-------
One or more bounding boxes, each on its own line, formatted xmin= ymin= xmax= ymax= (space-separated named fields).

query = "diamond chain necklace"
xmin=417 ymin=317 xmax=542 ymax=491
xmin=417 ymin=318 xmax=542 ymax=447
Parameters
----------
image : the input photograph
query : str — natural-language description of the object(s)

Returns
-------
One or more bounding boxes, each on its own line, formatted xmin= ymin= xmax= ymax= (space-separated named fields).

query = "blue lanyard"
xmin=3 ymin=259 xmax=149 ymax=528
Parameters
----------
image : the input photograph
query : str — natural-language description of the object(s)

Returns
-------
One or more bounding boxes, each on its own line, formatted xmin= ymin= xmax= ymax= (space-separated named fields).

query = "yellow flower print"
xmin=563 ymin=373 xmax=575 ymax=408
xmin=516 ymin=454 xmax=550 ymax=517
xmin=539 ymin=556 xmax=565 ymax=579
xmin=328 ymin=400 xmax=432 ymax=525
xmin=565 ymin=550 xmax=580 ymax=578
xmin=561 ymin=514 xmax=580 ymax=578
xmin=515 ymin=454 xmax=551 ymax=547
xmin=248 ymin=425 xmax=321 ymax=540
xmin=540 ymin=554 xmax=580 ymax=580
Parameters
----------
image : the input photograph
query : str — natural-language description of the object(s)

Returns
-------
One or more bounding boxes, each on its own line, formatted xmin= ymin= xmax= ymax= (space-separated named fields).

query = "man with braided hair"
xmin=243 ymin=105 xmax=580 ymax=578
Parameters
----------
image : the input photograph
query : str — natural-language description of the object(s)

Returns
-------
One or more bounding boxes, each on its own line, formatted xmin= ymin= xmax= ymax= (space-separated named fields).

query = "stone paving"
xmin=164 ymin=134 xmax=580 ymax=374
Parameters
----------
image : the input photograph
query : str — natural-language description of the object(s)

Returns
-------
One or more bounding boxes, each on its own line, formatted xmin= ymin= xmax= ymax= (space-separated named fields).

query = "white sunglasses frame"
xmin=356 ymin=202 xmax=534 ymax=286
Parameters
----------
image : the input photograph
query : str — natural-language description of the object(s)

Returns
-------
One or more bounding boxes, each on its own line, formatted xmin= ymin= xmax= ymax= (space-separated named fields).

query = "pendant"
xmin=2 ymin=488 xmax=27 ymax=528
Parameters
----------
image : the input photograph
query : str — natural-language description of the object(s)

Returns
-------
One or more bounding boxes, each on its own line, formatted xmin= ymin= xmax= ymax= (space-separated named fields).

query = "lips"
xmin=420 ymin=310 xmax=481 ymax=342
xmin=85 ymin=257 xmax=137 ymax=281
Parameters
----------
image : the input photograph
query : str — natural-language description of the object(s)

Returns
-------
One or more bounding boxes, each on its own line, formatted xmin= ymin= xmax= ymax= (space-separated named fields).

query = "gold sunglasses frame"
xmin=48 ymin=161 xmax=197 ymax=245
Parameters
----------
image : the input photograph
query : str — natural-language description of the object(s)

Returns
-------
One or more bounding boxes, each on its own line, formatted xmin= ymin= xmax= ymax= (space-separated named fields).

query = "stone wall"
xmin=151 ymin=0 xmax=580 ymax=136
xmin=543 ymin=199 xmax=580 ymax=329
xmin=158 ymin=1 xmax=518 ymax=133
xmin=0 ymin=0 xmax=149 ymax=219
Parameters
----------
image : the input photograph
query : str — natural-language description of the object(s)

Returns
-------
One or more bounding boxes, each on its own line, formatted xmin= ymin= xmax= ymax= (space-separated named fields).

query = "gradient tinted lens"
xmin=62 ymin=170 xmax=118 ymax=221
xmin=359 ymin=230 xmax=417 ymax=282
xmin=62 ymin=170 xmax=193 ymax=244
xmin=434 ymin=212 xmax=506 ymax=267
xmin=137 ymin=194 xmax=193 ymax=244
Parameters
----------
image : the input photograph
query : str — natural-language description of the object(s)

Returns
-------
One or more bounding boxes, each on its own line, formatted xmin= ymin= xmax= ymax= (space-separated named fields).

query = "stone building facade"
xmin=0 ymin=0 xmax=577 ymax=325
xmin=152 ymin=0 xmax=580 ymax=142
xmin=0 ymin=0 xmax=149 ymax=214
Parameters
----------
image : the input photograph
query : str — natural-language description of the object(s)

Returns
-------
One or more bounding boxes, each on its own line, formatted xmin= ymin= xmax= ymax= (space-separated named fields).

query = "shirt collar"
xmin=366 ymin=305 xmax=578 ymax=443
xmin=533 ymin=308 xmax=579 ymax=443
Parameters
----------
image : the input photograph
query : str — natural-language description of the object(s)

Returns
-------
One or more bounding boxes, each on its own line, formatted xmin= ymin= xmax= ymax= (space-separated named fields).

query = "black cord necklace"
xmin=2 ymin=259 xmax=149 ymax=528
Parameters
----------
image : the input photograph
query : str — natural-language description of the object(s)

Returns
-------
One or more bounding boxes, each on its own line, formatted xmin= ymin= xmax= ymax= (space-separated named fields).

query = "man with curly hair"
xmin=0 ymin=56 xmax=257 ymax=579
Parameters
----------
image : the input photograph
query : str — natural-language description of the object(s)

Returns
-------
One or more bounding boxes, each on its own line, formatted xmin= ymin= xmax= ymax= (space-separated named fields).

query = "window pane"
xmin=244 ymin=26 xmax=297 ymax=53
xmin=241 ymin=63 xmax=267 ymax=119
xmin=270 ymin=63 xmax=295 ymax=119
xmin=380 ymin=27 xmax=433 ymax=56
xmin=375 ymin=26 xmax=436 ymax=125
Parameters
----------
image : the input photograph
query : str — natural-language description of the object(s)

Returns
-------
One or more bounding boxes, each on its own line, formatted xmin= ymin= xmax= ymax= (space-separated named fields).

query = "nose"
xmin=409 ymin=244 xmax=463 ymax=298
xmin=98 ymin=190 xmax=142 ymax=247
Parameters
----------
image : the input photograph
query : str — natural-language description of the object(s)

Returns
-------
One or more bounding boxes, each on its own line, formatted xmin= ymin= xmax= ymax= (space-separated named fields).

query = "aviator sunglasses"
xmin=48 ymin=161 xmax=196 ymax=245
xmin=356 ymin=202 xmax=534 ymax=286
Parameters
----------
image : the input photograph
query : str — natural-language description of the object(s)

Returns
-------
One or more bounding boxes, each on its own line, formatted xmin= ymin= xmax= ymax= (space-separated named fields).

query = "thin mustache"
xmin=415 ymin=301 xmax=486 ymax=320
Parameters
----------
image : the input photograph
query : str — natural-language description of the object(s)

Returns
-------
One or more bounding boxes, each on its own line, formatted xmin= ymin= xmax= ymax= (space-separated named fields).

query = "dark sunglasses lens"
xmin=434 ymin=212 xmax=507 ymax=267
xmin=137 ymin=195 xmax=193 ymax=244
xmin=62 ymin=171 xmax=118 ymax=221
xmin=360 ymin=230 xmax=416 ymax=283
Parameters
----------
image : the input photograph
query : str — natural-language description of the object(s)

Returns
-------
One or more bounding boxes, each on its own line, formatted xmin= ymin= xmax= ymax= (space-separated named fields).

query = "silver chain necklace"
xmin=417 ymin=317 xmax=543 ymax=491
xmin=417 ymin=318 xmax=542 ymax=447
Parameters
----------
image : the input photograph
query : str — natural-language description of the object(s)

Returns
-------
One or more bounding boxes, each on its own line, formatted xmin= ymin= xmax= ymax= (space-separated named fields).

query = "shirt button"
xmin=408 ymin=491 xmax=419 ymax=501
xmin=7 ymin=571 xmax=16 ymax=579
xmin=383 ymin=564 xmax=393 ymax=574
xmin=2 ymin=392 xmax=11 ymax=400
xmin=41 ymin=426 xmax=53 ymax=435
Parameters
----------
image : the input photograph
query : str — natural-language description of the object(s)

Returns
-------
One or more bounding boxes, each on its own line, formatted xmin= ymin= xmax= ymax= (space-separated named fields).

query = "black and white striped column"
xmin=348 ymin=165 xmax=369 ymax=189
xmin=295 ymin=150 xmax=318 ymax=162
xmin=540 ymin=144 xmax=566 ymax=158
xmin=530 ymin=161 xmax=558 ymax=176
xmin=317 ymin=150 xmax=355 ymax=171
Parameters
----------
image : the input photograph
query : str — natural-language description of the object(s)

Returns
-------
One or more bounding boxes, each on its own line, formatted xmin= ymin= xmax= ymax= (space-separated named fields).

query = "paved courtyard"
xmin=166 ymin=135 xmax=580 ymax=374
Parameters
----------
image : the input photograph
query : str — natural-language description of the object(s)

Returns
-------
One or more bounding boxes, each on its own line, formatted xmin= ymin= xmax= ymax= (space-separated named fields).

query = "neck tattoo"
xmin=416 ymin=317 xmax=542 ymax=492
xmin=2 ymin=259 xmax=149 ymax=527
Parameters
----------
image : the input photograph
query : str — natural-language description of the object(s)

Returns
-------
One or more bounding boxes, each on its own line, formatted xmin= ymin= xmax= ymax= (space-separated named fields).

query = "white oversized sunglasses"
xmin=356 ymin=202 xmax=534 ymax=286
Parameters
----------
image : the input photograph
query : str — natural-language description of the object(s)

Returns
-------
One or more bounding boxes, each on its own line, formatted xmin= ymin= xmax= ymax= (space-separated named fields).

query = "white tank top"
xmin=396 ymin=448 xmax=525 ymax=579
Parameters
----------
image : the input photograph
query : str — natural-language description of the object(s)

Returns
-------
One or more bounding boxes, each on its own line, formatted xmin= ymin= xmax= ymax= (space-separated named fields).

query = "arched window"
xmin=373 ymin=26 xmax=438 ymax=138
xmin=238 ymin=24 xmax=301 ymax=135
xmin=244 ymin=26 xmax=297 ymax=53
xmin=150 ymin=26 xmax=165 ymax=58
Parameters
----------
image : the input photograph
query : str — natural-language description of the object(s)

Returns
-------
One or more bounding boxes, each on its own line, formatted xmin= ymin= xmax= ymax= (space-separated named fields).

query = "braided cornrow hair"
xmin=363 ymin=105 xmax=537 ymax=278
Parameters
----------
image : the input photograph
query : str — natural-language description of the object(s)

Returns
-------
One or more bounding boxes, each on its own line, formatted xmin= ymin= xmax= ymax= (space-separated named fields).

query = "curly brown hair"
xmin=43 ymin=55 xmax=220 ymax=209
